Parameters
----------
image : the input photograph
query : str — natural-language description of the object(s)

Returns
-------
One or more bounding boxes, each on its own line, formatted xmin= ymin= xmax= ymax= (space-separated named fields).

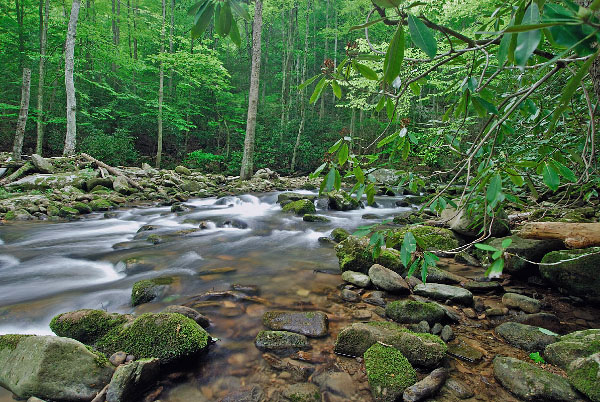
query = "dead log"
xmin=0 ymin=162 xmax=34 ymax=186
xmin=519 ymin=222 xmax=600 ymax=249
xmin=0 ymin=161 xmax=26 ymax=168
xmin=80 ymin=153 xmax=144 ymax=190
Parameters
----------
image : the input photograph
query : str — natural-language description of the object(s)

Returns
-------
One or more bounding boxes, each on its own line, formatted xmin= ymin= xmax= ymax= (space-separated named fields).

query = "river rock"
xmin=30 ymin=154 xmax=53 ymax=173
xmin=462 ymin=280 xmax=503 ymax=293
xmin=443 ymin=378 xmax=474 ymax=399
xmin=131 ymin=277 xmax=174 ymax=306
xmin=371 ymin=168 xmax=401 ymax=185
xmin=567 ymin=352 xmax=600 ymax=402
xmin=545 ymin=329 xmax=600 ymax=370
xmin=0 ymin=335 xmax=113 ymax=401
xmin=508 ymin=312 xmax=562 ymax=333
xmin=112 ymin=176 xmax=133 ymax=195
xmin=422 ymin=267 xmax=465 ymax=285
xmin=335 ymin=235 xmax=403 ymax=273
xmin=368 ymin=264 xmax=410 ymax=293
xmin=255 ymin=331 xmax=309 ymax=355
xmin=441 ymin=204 xmax=510 ymax=237
xmin=386 ymin=300 xmax=447 ymax=325
xmin=331 ymin=227 xmax=350 ymax=242
xmin=341 ymin=289 xmax=360 ymax=302
xmin=502 ymin=292 xmax=541 ymax=313
xmin=440 ymin=325 xmax=454 ymax=342
xmin=389 ymin=225 xmax=459 ymax=253
xmin=493 ymin=356 xmax=584 ymax=401
xmin=262 ymin=353 xmax=315 ymax=381
xmin=282 ymin=383 xmax=321 ymax=402
xmin=175 ymin=165 xmax=191 ymax=175
xmin=413 ymin=283 xmax=473 ymax=305
xmin=277 ymin=192 xmax=316 ymax=206
xmin=341 ymin=270 xmax=371 ymax=288
xmin=109 ymin=351 xmax=127 ymax=366
xmin=50 ymin=309 xmax=130 ymax=344
xmin=364 ymin=343 xmax=417 ymax=402
xmin=303 ymin=214 xmax=330 ymax=222
xmin=495 ymin=322 xmax=558 ymax=352
xmin=7 ymin=171 xmax=96 ymax=191
xmin=334 ymin=322 xmax=447 ymax=368
xmin=262 ymin=311 xmax=328 ymax=337
xmin=220 ymin=384 xmax=264 ymax=402
xmin=327 ymin=190 xmax=360 ymax=211
xmin=311 ymin=371 xmax=357 ymax=400
xmin=540 ymin=248 xmax=600 ymax=301
xmin=403 ymin=367 xmax=447 ymax=402
xmin=447 ymin=338 xmax=484 ymax=363
xmin=106 ymin=358 xmax=160 ymax=402
xmin=282 ymin=199 xmax=315 ymax=215
xmin=162 ymin=305 xmax=210 ymax=328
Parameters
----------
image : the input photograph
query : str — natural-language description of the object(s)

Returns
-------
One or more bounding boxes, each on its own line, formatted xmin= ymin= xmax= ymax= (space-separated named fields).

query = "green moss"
xmin=303 ymin=214 xmax=330 ymax=223
xmin=46 ymin=205 xmax=60 ymax=216
xmin=364 ymin=343 xmax=417 ymax=402
xmin=331 ymin=228 xmax=350 ymax=242
xmin=0 ymin=334 xmax=32 ymax=352
xmin=59 ymin=206 xmax=79 ymax=217
xmin=96 ymin=313 xmax=209 ymax=361
xmin=335 ymin=235 xmax=403 ymax=274
xmin=255 ymin=330 xmax=309 ymax=350
xmin=4 ymin=210 xmax=15 ymax=220
xmin=50 ymin=309 xmax=128 ymax=344
xmin=389 ymin=225 xmax=458 ymax=252
xmin=72 ymin=202 xmax=92 ymax=214
xmin=540 ymin=248 xmax=600 ymax=300
xmin=385 ymin=300 xmax=446 ymax=324
xmin=568 ymin=357 xmax=600 ymax=401
xmin=89 ymin=198 xmax=113 ymax=211
xmin=85 ymin=345 xmax=110 ymax=367
xmin=131 ymin=277 xmax=173 ymax=306
xmin=282 ymin=199 xmax=316 ymax=215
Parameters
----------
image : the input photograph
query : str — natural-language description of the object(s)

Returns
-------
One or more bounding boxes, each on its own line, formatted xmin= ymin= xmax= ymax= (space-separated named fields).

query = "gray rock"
xmin=431 ymin=323 xmax=443 ymax=335
xmin=496 ymin=322 xmax=558 ymax=352
xmin=162 ymin=305 xmax=210 ymax=328
xmin=283 ymin=383 xmax=321 ymax=402
xmin=30 ymin=154 xmax=53 ymax=173
xmin=441 ymin=325 xmax=454 ymax=342
xmin=447 ymin=338 xmax=484 ymax=363
xmin=545 ymin=329 xmax=600 ymax=370
xmin=262 ymin=353 xmax=314 ymax=381
xmin=312 ymin=371 xmax=357 ymax=400
xmin=254 ymin=331 xmax=309 ymax=355
xmin=363 ymin=290 xmax=386 ymax=307
xmin=386 ymin=300 xmax=447 ymax=325
xmin=303 ymin=214 xmax=330 ymax=222
xmin=327 ymin=190 xmax=360 ymax=211
xmin=7 ymin=171 xmax=96 ymax=191
xmin=371 ymin=168 xmax=401 ymax=185
xmin=112 ymin=176 xmax=133 ymax=195
xmin=443 ymin=378 xmax=474 ymax=399
xmin=219 ymin=385 xmax=264 ymax=402
xmin=262 ymin=311 xmax=328 ymax=338
xmin=109 ymin=351 xmax=128 ymax=366
xmin=403 ymin=368 xmax=447 ymax=402
xmin=441 ymin=204 xmax=510 ymax=237
xmin=341 ymin=270 xmax=371 ymax=288
xmin=277 ymin=192 xmax=316 ymax=206
xmin=462 ymin=280 xmax=503 ymax=293
xmin=341 ymin=289 xmax=360 ymax=302
xmin=106 ymin=358 xmax=160 ymax=402
xmin=413 ymin=283 xmax=473 ymax=305
xmin=567 ymin=352 xmax=600 ymax=402
xmin=454 ymin=251 xmax=480 ymax=267
xmin=423 ymin=267 xmax=465 ymax=285
xmin=175 ymin=165 xmax=191 ymax=175
xmin=27 ymin=398 xmax=47 ymax=402
xmin=502 ymin=293 xmax=541 ymax=314
xmin=417 ymin=321 xmax=430 ymax=334
xmin=540 ymin=248 xmax=600 ymax=302
xmin=369 ymin=264 xmax=410 ymax=294
xmin=493 ymin=356 xmax=584 ymax=401
xmin=0 ymin=335 xmax=113 ymax=401
xmin=508 ymin=312 xmax=562 ymax=333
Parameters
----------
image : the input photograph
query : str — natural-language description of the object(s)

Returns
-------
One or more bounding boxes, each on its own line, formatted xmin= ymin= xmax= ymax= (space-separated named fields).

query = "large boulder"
xmin=282 ymin=199 xmax=316 ymax=215
xmin=568 ymin=352 xmax=600 ymax=402
xmin=385 ymin=300 xmax=446 ymax=325
xmin=333 ymin=322 xmax=446 ymax=368
xmin=277 ymin=192 xmax=316 ymax=206
xmin=0 ymin=335 xmax=113 ymax=401
xmin=112 ymin=176 xmax=133 ymax=195
xmin=388 ymin=225 xmax=459 ymax=253
xmin=327 ymin=190 xmax=361 ymax=211
xmin=106 ymin=358 xmax=160 ymax=402
xmin=493 ymin=356 xmax=584 ymax=401
xmin=544 ymin=329 xmax=600 ymax=370
xmin=335 ymin=235 xmax=403 ymax=274
xmin=30 ymin=154 xmax=53 ymax=173
xmin=441 ymin=204 xmax=510 ymax=237
xmin=6 ymin=170 xmax=97 ymax=191
xmin=262 ymin=311 xmax=328 ymax=338
xmin=50 ymin=309 xmax=129 ymax=344
xmin=495 ymin=322 xmax=558 ymax=352
xmin=364 ymin=343 xmax=417 ymax=402
xmin=540 ymin=248 xmax=600 ymax=302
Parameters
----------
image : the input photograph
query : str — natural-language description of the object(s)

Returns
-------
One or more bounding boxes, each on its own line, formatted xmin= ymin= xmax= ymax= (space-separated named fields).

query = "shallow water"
xmin=0 ymin=191 xmax=597 ymax=402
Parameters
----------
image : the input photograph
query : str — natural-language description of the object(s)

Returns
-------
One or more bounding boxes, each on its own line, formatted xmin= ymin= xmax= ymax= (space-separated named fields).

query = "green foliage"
xmin=529 ymin=351 xmax=546 ymax=364
xmin=183 ymin=150 xmax=224 ymax=172
xmin=79 ymin=130 xmax=139 ymax=167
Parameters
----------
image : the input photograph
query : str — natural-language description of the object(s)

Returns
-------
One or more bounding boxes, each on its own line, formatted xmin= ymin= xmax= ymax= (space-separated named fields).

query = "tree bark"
xmin=15 ymin=0 xmax=25 ymax=72
xmin=156 ymin=0 xmax=166 ymax=168
xmin=319 ymin=0 xmax=329 ymax=120
xmin=168 ymin=0 xmax=175 ymax=96
xmin=63 ymin=0 xmax=80 ymax=156
xmin=520 ymin=222 xmax=600 ymax=249
xmin=36 ymin=0 xmax=50 ymax=155
xmin=13 ymin=68 xmax=32 ymax=161
xmin=240 ymin=0 xmax=263 ymax=180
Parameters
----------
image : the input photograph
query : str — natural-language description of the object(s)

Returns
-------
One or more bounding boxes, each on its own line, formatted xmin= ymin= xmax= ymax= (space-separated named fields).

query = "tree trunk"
xmin=13 ymin=68 xmax=32 ymax=161
xmin=520 ymin=222 xmax=600 ymax=249
xmin=240 ymin=0 xmax=263 ymax=180
xmin=15 ymin=0 xmax=25 ymax=72
xmin=156 ymin=0 xmax=166 ymax=168
xmin=319 ymin=0 xmax=329 ymax=120
xmin=184 ymin=39 xmax=194 ymax=154
xmin=36 ymin=0 xmax=50 ymax=155
xmin=168 ymin=0 xmax=174 ymax=96
xmin=291 ymin=0 xmax=311 ymax=172
xmin=63 ymin=0 xmax=80 ymax=156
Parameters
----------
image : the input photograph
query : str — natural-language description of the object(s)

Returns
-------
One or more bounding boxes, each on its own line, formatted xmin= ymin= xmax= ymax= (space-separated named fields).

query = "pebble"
xmin=463 ymin=308 xmax=477 ymax=318
xmin=502 ymin=292 xmax=541 ymax=314
xmin=485 ymin=307 xmax=509 ymax=316
xmin=441 ymin=325 xmax=454 ymax=342
xmin=341 ymin=289 xmax=360 ymax=302
xmin=417 ymin=320 xmax=431 ymax=334
xmin=352 ymin=309 xmax=372 ymax=320
xmin=362 ymin=291 xmax=386 ymax=307
xmin=109 ymin=351 xmax=127 ymax=366
xmin=341 ymin=271 xmax=371 ymax=288
xmin=444 ymin=378 xmax=475 ymax=399
xmin=431 ymin=323 xmax=443 ymax=335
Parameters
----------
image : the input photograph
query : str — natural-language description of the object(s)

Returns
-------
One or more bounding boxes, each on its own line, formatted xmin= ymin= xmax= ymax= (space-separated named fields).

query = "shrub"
xmin=183 ymin=150 xmax=224 ymax=172
xmin=79 ymin=129 xmax=139 ymax=166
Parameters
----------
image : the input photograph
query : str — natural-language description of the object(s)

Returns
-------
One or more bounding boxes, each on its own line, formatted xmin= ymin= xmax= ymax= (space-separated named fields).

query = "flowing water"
xmin=0 ymin=192 xmax=597 ymax=401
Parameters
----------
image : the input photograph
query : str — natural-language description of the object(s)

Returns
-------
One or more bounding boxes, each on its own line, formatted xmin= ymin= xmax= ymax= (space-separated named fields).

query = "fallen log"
xmin=0 ymin=161 xmax=26 ymax=168
xmin=519 ymin=222 xmax=600 ymax=249
xmin=80 ymin=153 xmax=144 ymax=190
xmin=0 ymin=162 xmax=34 ymax=186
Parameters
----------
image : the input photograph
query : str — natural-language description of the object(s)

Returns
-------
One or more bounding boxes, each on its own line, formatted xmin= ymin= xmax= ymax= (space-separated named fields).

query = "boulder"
xmin=544 ymin=329 xmax=600 ymax=370
xmin=89 ymin=198 xmax=113 ymax=211
xmin=331 ymin=228 xmax=350 ymax=243
xmin=254 ymin=331 xmax=309 ymax=355
xmin=567 ymin=352 xmax=600 ymax=402
xmin=462 ymin=280 xmax=503 ymax=293
xmin=540 ymin=248 xmax=600 ymax=302
xmin=502 ymin=293 xmax=541 ymax=314
xmin=303 ymin=214 xmax=330 ymax=222
xmin=441 ymin=204 xmax=509 ymax=237
xmin=179 ymin=180 xmax=205 ymax=193
xmin=508 ymin=312 xmax=562 ymax=334
xmin=106 ymin=358 xmax=160 ymax=402
xmin=386 ymin=300 xmax=447 ymax=325
xmin=112 ymin=176 xmax=133 ymax=195
xmin=327 ymin=190 xmax=360 ymax=211
xmin=162 ymin=305 xmax=210 ymax=328
xmin=262 ymin=311 xmax=328 ymax=338
xmin=402 ymin=367 xmax=447 ymax=402
xmin=388 ymin=225 xmax=459 ymax=253
xmin=422 ymin=266 xmax=466 ymax=285
xmin=254 ymin=168 xmax=278 ymax=179
xmin=364 ymin=343 xmax=417 ymax=402
xmin=413 ymin=283 xmax=473 ymax=305
xmin=7 ymin=170 xmax=96 ymax=191
xmin=495 ymin=322 xmax=558 ymax=352
xmin=30 ymin=154 xmax=53 ymax=173
xmin=368 ymin=264 xmax=410 ymax=294
xmin=50 ymin=309 xmax=129 ymax=344
xmin=0 ymin=335 xmax=113 ymax=401
xmin=282 ymin=199 xmax=316 ymax=215
xmin=175 ymin=165 xmax=191 ymax=176
xmin=277 ymin=192 xmax=316 ymax=206
xmin=341 ymin=270 xmax=371 ymax=288
xmin=131 ymin=277 xmax=173 ymax=306
xmin=335 ymin=235 xmax=403 ymax=274
xmin=493 ymin=356 xmax=584 ymax=401
xmin=86 ymin=177 xmax=114 ymax=191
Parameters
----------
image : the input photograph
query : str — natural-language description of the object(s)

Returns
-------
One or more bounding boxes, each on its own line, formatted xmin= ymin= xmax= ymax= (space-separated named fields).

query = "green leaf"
xmin=402 ymin=140 xmax=410 ymax=160
xmin=354 ymin=167 xmax=365 ymax=184
xmin=229 ymin=18 xmax=241 ymax=47
xmin=542 ymin=162 xmax=560 ymax=191
xmin=505 ymin=22 xmax=562 ymax=32
xmin=229 ymin=0 xmax=250 ymax=21
xmin=188 ymin=1 xmax=207 ymax=16
xmin=551 ymin=160 xmax=576 ymax=182
xmin=325 ymin=167 xmax=336 ymax=192
xmin=191 ymin=2 xmax=215 ymax=39
xmin=515 ymin=3 xmax=541 ymax=67
xmin=310 ymin=77 xmax=327 ymax=104
xmin=299 ymin=74 xmax=321 ymax=91
xmin=406 ymin=259 xmax=420 ymax=277
xmin=372 ymin=0 xmax=401 ymax=8
xmin=529 ymin=352 xmax=546 ymax=363
xmin=408 ymin=14 xmax=437 ymax=59
xmin=539 ymin=328 xmax=559 ymax=336
xmin=501 ymin=238 xmax=513 ymax=249
xmin=349 ymin=18 xmax=387 ymax=32
xmin=386 ymin=98 xmax=395 ymax=120
xmin=485 ymin=258 xmax=504 ymax=277
xmin=403 ymin=232 xmax=418 ymax=253
xmin=331 ymin=80 xmax=342 ymax=99
xmin=353 ymin=62 xmax=379 ymax=80
xmin=334 ymin=168 xmax=342 ymax=190
xmin=486 ymin=173 xmax=502 ymax=204
xmin=409 ymin=82 xmax=421 ymax=95
xmin=365 ymin=183 xmax=375 ymax=205
xmin=338 ymin=144 xmax=349 ymax=166
xmin=384 ymin=25 xmax=405 ymax=84
xmin=492 ymin=250 xmax=503 ymax=260
xmin=311 ymin=162 xmax=327 ymax=178
xmin=219 ymin=1 xmax=233 ymax=36
xmin=475 ymin=243 xmax=500 ymax=252
xmin=328 ymin=138 xmax=343 ymax=153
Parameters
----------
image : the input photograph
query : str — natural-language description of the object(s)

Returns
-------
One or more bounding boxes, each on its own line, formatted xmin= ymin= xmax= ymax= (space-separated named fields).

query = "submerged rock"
xmin=508 ymin=312 xmax=562 ymax=333
xmin=545 ymin=329 xmax=600 ymax=370
xmin=386 ymin=300 xmax=447 ymax=325
xmin=413 ymin=283 xmax=473 ymax=305
xmin=254 ymin=330 xmax=309 ymax=355
xmin=495 ymin=322 xmax=558 ymax=352
xmin=364 ymin=343 xmax=417 ymax=402
xmin=262 ymin=311 xmax=328 ymax=338
xmin=282 ymin=383 xmax=321 ymax=402
xmin=403 ymin=367 xmax=447 ymax=402
xmin=540 ymin=248 xmax=600 ymax=301
xmin=0 ymin=335 xmax=113 ymax=401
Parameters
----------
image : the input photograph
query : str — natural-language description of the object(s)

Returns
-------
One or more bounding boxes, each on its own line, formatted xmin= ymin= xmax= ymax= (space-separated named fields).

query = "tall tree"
xmin=319 ymin=0 xmax=329 ymax=120
xmin=156 ymin=0 xmax=166 ymax=168
xmin=63 ymin=0 xmax=81 ymax=156
xmin=240 ymin=0 xmax=264 ymax=180
xmin=35 ymin=0 xmax=50 ymax=155
xmin=13 ymin=68 xmax=32 ymax=160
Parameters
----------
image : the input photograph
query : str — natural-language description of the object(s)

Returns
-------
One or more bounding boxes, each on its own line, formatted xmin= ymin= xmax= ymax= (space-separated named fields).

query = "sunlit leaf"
xmin=408 ymin=14 xmax=437 ymax=59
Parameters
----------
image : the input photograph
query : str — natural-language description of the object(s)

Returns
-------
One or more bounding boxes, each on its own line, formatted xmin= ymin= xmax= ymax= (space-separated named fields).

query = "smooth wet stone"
xmin=386 ymin=300 xmax=446 ymax=325
xmin=230 ymin=283 xmax=260 ymax=296
xmin=485 ymin=307 xmax=509 ymax=316
xmin=312 ymin=371 xmax=357 ymax=400
xmin=363 ymin=290 xmax=386 ymax=307
xmin=109 ymin=351 xmax=127 ymax=366
xmin=262 ymin=311 xmax=328 ymax=338
xmin=454 ymin=252 xmax=480 ymax=267
xmin=502 ymin=293 xmax=541 ymax=314
xmin=262 ymin=353 xmax=315 ymax=381
xmin=462 ymin=280 xmax=503 ymax=293
xmin=162 ymin=305 xmax=210 ymax=328
xmin=567 ymin=352 xmax=600 ymax=402
xmin=493 ymin=356 xmax=584 ymax=401
xmin=106 ymin=358 xmax=160 ymax=402
xmin=508 ymin=312 xmax=562 ymax=333
xmin=447 ymin=338 xmax=484 ymax=363
xmin=545 ymin=329 xmax=600 ymax=370
xmin=341 ymin=289 xmax=360 ymax=302
xmin=431 ymin=323 xmax=443 ymax=335
xmin=423 ymin=267 xmax=465 ymax=285
xmin=220 ymin=384 xmax=264 ymax=402
xmin=496 ymin=322 xmax=558 ymax=352
xmin=341 ymin=270 xmax=371 ymax=288
xmin=540 ymin=247 xmax=600 ymax=302
xmin=303 ymin=214 xmax=330 ymax=223
xmin=403 ymin=367 xmax=447 ymax=402
xmin=443 ymin=378 xmax=474 ymax=399
xmin=368 ymin=264 xmax=410 ymax=294
xmin=352 ymin=309 xmax=372 ymax=320
xmin=255 ymin=331 xmax=309 ymax=355
xmin=441 ymin=325 xmax=454 ymax=342
xmin=282 ymin=383 xmax=321 ymax=402
xmin=413 ymin=283 xmax=473 ymax=305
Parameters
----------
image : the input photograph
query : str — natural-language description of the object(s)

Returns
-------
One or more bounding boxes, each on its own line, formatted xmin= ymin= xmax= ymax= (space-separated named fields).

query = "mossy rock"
xmin=540 ymin=248 xmax=600 ymax=301
xmin=331 ymin=228 xmax=350 ymax=242
xmin=388 ymin=225 xmax=458 ymax=253
xmin=282 ymin=199 xmax=316 ymax=216
xmin=277 ymin=192 xmax=317 ymax=206
xmin=50 ymin=309 xmax=129 ymax=345
xmin=282 ymin=383 xmax=321 ymax=402
xmin=303 ymin=214 xmax=330 ymax=223
xmin=72 ymin=202 xmax=92 ymax=214
xmin=0 ymin=334 xmax=32 ymax=352
xmin=175 ymin=165 xmax=191 ymax=176
xmin=327 ymin=190 xmax=361 ymax=211
xmin=58 ymin=206 xmax=79 ymax=218
xmin=335 ymin=235 xmax=403 ymax=274
xmin=385 ymin=300 xmax=446 ymax=325
xmin=567 ymin=352 xmax=600 ymax=402
xmin=95 ymin=313 xmax=209 ymax=362
xmin=91 ymin=185 xmax=112 ymax=193
xmin=545 ymin=329 xmax=600 ymax=370
xmin=254 ymin=330 xmax=309 ymax=355
xmin=364 ymin=343 xmax=417 ymax=402
xmin=89 ymin=199 xmax=113 ymax=211
xmin=46 ymin=205 xmax=60 ymax=217
xmin=131 ymin=277 xmax=174 ymax=306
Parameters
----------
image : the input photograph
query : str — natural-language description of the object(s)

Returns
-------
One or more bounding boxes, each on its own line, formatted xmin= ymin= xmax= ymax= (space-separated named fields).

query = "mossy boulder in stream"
xmin=364 ymin=343 xmax=417 ymax=402
xmin=131 ymin=277 xmax=174 ymax=306
xmin=262 ymin=311 xmax=328 ymax=338
xmin=540 ymin=248 xmax=600 ymax=302
xmin=385 ymin=300 xmax=446 ymax=325
xmin=388 ymin=225 xmax=459 ymax=253
xmin=495 ymin=322 xmax=558 ymax=352
xmin=335 ymin=235 xmax=403 ymax=274
xmin=545 ymin=329 xmax=600 ymax=370
xmin=254 ymin=330 xmax=309 ymax=355
xmin=327 ymin=190 xmax=361 ymax=211
xmin=50 ymin=309 xmax=129 ymax=344
xmin=282 ymin=199 xmax=316 ymax=215
xmin=277 ymin=192 xmax=316 ymax=206
xmin=89 ymin=198 xmax=113 ymax=211
xmin=568 ymin=352 xmax=600 ymax=402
